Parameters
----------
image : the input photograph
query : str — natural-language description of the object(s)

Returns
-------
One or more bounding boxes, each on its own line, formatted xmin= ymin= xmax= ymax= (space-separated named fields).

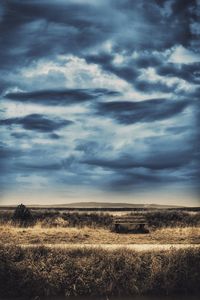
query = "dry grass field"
xmin=0 ymin=223 xmax=200 ymax=246
xmin=0 ymin=207 xmax=200 ymax=298
xmin=0 ymin=244 xmax=199 ymax=298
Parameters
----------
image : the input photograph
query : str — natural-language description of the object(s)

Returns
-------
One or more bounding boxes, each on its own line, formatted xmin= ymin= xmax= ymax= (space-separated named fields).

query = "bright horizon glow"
xmin=1 ymin=191 xmax=199 ymax=207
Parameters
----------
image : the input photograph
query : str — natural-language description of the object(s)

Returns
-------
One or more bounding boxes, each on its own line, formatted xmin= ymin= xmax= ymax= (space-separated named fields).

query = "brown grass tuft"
xmin=0 ymin=244 xmax=199 ymax=298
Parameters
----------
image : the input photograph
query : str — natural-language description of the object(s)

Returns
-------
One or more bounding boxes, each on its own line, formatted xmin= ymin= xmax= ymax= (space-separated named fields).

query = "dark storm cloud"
xmin=0 ymin=143 xmax=24 ymax=174
xmin=49 ymin=133 xmax=61 ymax=140
xmin=82 ymin=149 xmax=191 ymax=171
xmin=0 ymin=0 xmax=198 ymax=73
xmin=80 ymin=129 xmax=199 ymax=192
xmin=106 ymin=170 xmax=175 ymax=192
xmin=85 ymin=51 xmax=199 ymax=93
xmin=0 ymin=0 xmax=199 ymax=202
xmin=4 ymin=88 xmax=120 ymax=105
xmin=0 ymin=143 xmax=20 ymax=160
xmin=134 ymin=54 xmax=162 ymax=69
xmin=85 ymin=51 xmax=199 ymax=92
xmin=11 ymin=132 xmax=30 ymax=139
xmin=85 ymin=53 xmax=172 ymax=92
xmin=96 ymin=98 xmax=190 ymax=124
xmin=0 ymin=77 xmax=13 ymax=94
xmin=105 ymin=162 xmax=200 ymax=193
xmin=15 ymin=162 xmax=61 ymax=172
xmin=134 ymin=80 xmax=176 ymax=93
xmin=0 ymin=0 xmax=113 ymax=70
xmin=85 ymin=53 xmax=139 ymax=83
xmin=112 ymin=0 xmax=197 ymax=52
xmin=0 ymin=114 xmax=73 ymax=132
xmin=165 ymin=126 xmax=191 ymax=135
xmin=156 ymin=62 xmax=200 ymax=85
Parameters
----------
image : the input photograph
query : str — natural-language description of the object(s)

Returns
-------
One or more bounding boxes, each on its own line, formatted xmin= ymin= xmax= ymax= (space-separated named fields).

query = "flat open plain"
xmin=1 ymin=225 xmax=200 ymax=247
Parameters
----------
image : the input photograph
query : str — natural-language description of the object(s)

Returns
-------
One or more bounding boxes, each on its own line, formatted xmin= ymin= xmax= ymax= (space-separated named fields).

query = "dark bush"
xmin=12 ymin=204 xmax=34 ymax=226
xmin=146 ymin=210 xmax=200 ymax=228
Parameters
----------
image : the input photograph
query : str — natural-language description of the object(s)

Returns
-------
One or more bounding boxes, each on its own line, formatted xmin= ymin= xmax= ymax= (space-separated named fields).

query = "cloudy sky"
xmin=0 ymin=0 xmax=200 ymax=206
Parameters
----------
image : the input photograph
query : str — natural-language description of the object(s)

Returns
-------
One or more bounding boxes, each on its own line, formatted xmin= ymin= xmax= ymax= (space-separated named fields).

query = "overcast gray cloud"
xmin=0 ymin=0 xmax=199 ymax=205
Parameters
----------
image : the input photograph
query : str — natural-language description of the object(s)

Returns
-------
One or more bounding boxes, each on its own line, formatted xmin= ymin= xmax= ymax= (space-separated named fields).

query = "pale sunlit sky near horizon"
xmin=0 ymin=0 xmax=200 ymax=206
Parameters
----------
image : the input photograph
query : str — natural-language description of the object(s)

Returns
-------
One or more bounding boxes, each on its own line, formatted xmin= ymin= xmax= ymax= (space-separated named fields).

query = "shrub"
xmin=39 ymin=216 xmax=69 ymax=228
xmin=12 ymin=204 xmax=34 ymax=227
xmin=62 ymin=212 xmax=113 ymax=228
xmin=145 ymin=210 xmax=200 ymax=228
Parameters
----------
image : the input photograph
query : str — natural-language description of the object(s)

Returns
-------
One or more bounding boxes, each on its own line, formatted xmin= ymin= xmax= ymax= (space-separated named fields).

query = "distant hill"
xmin=0 ymin=201 xmax=189 ymax=210
xmin=36 ymin=202 xmax=184 ymax=209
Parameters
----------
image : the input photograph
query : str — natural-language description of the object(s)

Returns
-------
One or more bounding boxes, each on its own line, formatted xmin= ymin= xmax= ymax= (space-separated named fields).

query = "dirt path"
xmin=20 ymin=243 xmax=200 ymax=251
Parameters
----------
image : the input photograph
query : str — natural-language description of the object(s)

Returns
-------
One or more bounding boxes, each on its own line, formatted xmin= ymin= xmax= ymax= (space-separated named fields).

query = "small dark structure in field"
xmin=113 ymin=215 xmax=149 ymax=233
xmin=12 ymin=204 xmax=33 ymax=226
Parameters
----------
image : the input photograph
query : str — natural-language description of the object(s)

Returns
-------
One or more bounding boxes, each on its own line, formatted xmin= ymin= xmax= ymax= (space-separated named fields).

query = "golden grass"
xmin=1 ymin=223 xmax=200 ymax=245
xmin=0 ymin=245 xmax=200 ymax=298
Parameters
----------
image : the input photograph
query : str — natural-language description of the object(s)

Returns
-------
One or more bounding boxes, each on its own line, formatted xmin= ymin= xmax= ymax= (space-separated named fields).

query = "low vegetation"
xmin=0 ymin=224 xmax=199 ymax=245
xmin=0 ymin=207 xmax=200 ymax=229
xmin=12 ymin=204 xmax=34 ymax=227
xmin=0 ymin=206 xmax=199 ymax=298
xmin=145 ymin=210 xmax=200 ymax=228
xmin=0 ymin=244 xmax=199 ymax=298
